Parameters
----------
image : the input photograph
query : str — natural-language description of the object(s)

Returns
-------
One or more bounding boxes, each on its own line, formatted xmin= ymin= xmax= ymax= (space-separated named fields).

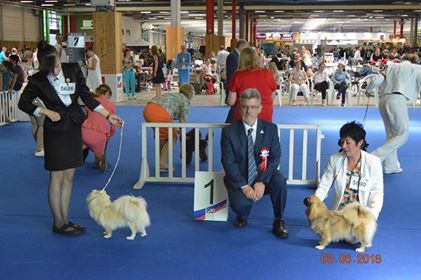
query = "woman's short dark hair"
xmin=37 ymin=40 xmax=58 ymax=74
xmin=339 ymin=121 xmax=369 ymax=151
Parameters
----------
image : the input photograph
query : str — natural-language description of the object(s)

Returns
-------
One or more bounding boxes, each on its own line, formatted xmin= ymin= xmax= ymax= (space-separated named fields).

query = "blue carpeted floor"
xmin=1 ymin=106 xmax=421 ymax=280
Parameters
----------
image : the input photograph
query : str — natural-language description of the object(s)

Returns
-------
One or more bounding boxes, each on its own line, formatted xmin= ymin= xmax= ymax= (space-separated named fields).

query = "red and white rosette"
xmin=259 ymin=148 xmax=270 ymax=172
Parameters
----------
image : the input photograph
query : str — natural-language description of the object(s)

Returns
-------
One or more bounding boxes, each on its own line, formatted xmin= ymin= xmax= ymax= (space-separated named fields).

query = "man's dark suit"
xmin=221 ymin=119 xmax=287 ymax=220
xmin=224 ymin=50 xmax=240 ymax=123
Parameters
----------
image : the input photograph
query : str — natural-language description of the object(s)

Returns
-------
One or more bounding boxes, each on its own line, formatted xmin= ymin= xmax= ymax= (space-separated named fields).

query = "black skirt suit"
xmin=18 ymin=63 xmax=100 ymax=171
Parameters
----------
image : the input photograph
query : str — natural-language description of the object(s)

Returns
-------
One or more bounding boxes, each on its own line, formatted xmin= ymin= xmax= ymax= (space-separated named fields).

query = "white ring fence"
xmin=133 ymin=122 xmax=324 ymax=189
xmin=0 ymin=91 xmax=19 ymax=126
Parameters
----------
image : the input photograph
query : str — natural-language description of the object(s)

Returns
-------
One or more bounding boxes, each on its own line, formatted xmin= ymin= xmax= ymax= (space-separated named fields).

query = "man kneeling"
xmin=221 ymin=89 xmax=288 ymax=238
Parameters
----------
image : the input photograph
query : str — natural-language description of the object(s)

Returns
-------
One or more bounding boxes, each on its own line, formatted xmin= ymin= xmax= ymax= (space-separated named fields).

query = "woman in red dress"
xmin=227 ymin=47 xmax=277 ymax=122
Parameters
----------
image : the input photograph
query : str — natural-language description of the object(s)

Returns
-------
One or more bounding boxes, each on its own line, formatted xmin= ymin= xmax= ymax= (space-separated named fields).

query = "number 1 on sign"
xmin=204 ymin=179 xmax=214 ymax=204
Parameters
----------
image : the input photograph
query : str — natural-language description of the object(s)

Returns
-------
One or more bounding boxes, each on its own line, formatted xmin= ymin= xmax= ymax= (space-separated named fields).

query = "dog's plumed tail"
xmin=341 ymin=202 xmax=377 ymax=242
xmin=113 ymin=196 xmax=151 ymax=230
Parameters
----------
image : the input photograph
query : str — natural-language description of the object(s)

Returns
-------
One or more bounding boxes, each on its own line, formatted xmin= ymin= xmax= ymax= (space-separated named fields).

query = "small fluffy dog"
xmin=87 ymin=190 xmax=151 ymax=240
xmin=304 ymin=195 xmax=376 ymax=252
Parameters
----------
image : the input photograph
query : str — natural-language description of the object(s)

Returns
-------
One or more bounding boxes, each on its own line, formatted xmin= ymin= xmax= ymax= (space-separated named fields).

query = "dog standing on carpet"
xmin=87 ymin=190 xmax=151 ymax=240
xmin=304 ymin=195 xmax=377 ymax=252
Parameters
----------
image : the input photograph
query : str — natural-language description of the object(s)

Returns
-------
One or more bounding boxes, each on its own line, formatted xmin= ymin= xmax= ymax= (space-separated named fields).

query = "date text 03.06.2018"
xmin=320 ymin=253 xmax=382 ymax=264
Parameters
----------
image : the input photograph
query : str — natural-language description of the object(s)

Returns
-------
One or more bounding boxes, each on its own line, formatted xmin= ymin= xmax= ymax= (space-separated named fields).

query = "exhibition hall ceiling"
xmin=7 ymin=0 xmax=421 ymax=34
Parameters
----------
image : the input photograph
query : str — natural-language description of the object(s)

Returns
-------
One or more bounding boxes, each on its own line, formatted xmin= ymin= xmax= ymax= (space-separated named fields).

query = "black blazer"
xmin=225 ymin=50 xmax=239 ymax=86
xmin=18 ymin=63 xmax=100 ymax=133
xmin=221 ymin=119 xmax=281 ymax=190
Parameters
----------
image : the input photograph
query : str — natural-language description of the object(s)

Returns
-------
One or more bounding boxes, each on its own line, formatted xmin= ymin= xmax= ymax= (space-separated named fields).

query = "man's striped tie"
xmin=247 ymin=128 xmax=257 ymax=186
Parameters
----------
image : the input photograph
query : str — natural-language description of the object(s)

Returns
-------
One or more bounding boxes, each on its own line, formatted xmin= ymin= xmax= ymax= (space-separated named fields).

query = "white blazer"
xmin=383 ymin=61 xmax=421 ymax=101
xmin=315 ymin=151 xmax=384 ymax=219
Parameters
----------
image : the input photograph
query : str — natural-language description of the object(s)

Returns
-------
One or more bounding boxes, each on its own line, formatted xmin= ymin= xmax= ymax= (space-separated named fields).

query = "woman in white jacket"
xmin=315 ymin=121 xmax=384 ymax=219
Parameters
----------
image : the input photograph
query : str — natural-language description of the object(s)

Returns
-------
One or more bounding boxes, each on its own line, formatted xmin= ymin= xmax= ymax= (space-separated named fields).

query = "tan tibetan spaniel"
xmin=304 ymin=195 xmax=376 ymax=252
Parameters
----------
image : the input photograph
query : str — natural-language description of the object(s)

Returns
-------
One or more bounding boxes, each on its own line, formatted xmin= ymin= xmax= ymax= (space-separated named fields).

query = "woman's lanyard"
xmin=332 ymin=156 xmax=362 ymax=199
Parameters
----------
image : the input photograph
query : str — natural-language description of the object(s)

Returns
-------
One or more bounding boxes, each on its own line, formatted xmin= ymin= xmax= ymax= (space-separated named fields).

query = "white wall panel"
xmin=23 ymin=9 xmax=40 ymax=41
xmin=2 ymin=5 xmax=23 ymax=41
xmin=122 ymin=16 xmax=142 ymax=45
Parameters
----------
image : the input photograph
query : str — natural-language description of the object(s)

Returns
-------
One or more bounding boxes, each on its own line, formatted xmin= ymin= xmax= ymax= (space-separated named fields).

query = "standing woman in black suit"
xmin=18 ymin=41 xmax=123 ymax=236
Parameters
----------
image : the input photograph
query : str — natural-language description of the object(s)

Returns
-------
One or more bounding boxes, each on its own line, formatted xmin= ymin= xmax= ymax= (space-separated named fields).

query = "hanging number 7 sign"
xmin=194 ymin=172 xmax=228 ymax=221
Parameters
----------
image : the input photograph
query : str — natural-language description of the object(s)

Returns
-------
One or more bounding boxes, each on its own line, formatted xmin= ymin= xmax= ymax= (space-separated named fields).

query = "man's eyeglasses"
xmin=240 ymin=105 xmax=261 ymax=111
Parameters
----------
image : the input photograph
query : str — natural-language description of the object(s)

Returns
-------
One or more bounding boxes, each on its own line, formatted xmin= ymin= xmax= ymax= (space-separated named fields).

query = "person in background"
xmin=216 ymin=45 xmax=229 ymax=73
xmin=268 ymin=61 xmax=282 ymax=87
xmin=0 ymin=63 xmax=5 ymax=90
xmin=54 ymin=33 xmax=68 ymax=63
xmin=8 ymin=55 xmax=25 ymax=93
xmin=289 ymin=60 xmax=310 ymax=106
xmin=221 ymin=89 xmax=288 ymax=238
xmin=301 ymin=46 xmax=312 ymax=69
xmin=0 ymin=47 xmax=7 ymax=64
xmin=354 ymin=46 xmax=363 ymax=65
xmin=313 ymin=62 xmax=330 ymax=106
xmin=150 ymin=45 xmax=165 ymax=97
xmin=390 ymin=47 xmax=401 ymax=60
xmin=1 ymin=61 xmax=13 ymax=91
xmin=225 ymin=39 xmax=249 ymax=123
xmin=82 ymin=84 xmax=117 ymax=171
xmin=30 ymin=98 xmax=46 ymax=157
xmin=143 ymin=84 xmax=194 ymax=171
xmin=331 ymin=63 xmax=350 ymax=107
xmin=1 ymin=61 xmax=16 ymax=123
xmin=256 ymin=48 xmax=266 ymax=67
xmin=83 ymin=47 xmax=102 ymax=91
xmin=315 ymin=121 xmax=383 ymax=220
xmin=370 ymin=54 xmax=421 ymax=174
xmin=123 ymin=48 xmax=136 ymax=100
xmin=175 ymin=45 xmax=191 ymax=85
xmin=227 ymin=47 xmax=277 ymax=122
xmin=18 ymin=40 xmax=123 ymax=236
xmin=159 ymin=48 xmax=166 ymax=68
xmin=289 ymin=52 xmax=307 ymax=71
xmin=32 ymin=48 xmax=40 ymax=71
xmin=370 ymin=47 xmax=383 ymax=63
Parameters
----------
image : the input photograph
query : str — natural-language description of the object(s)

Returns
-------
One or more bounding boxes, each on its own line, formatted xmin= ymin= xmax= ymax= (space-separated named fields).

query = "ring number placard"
xmin=68 ymin=33 xmax=85 ymax=48
xmin=194 ymin=171 xmax=228 ymax=221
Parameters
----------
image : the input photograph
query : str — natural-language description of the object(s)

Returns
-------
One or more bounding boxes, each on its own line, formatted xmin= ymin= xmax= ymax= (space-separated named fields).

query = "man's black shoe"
xmin=272 ymin=219 xmax=288 ymax=238
xmin=233 ymin=216 xmax=248 ymax=228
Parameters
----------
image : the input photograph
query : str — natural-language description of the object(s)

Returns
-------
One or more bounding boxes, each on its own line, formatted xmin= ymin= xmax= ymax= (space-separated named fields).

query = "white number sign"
xmin=68 ymin=34 xmax=85 ymax=48
xmin=194 ymin=172 xmax=228 ymax=221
